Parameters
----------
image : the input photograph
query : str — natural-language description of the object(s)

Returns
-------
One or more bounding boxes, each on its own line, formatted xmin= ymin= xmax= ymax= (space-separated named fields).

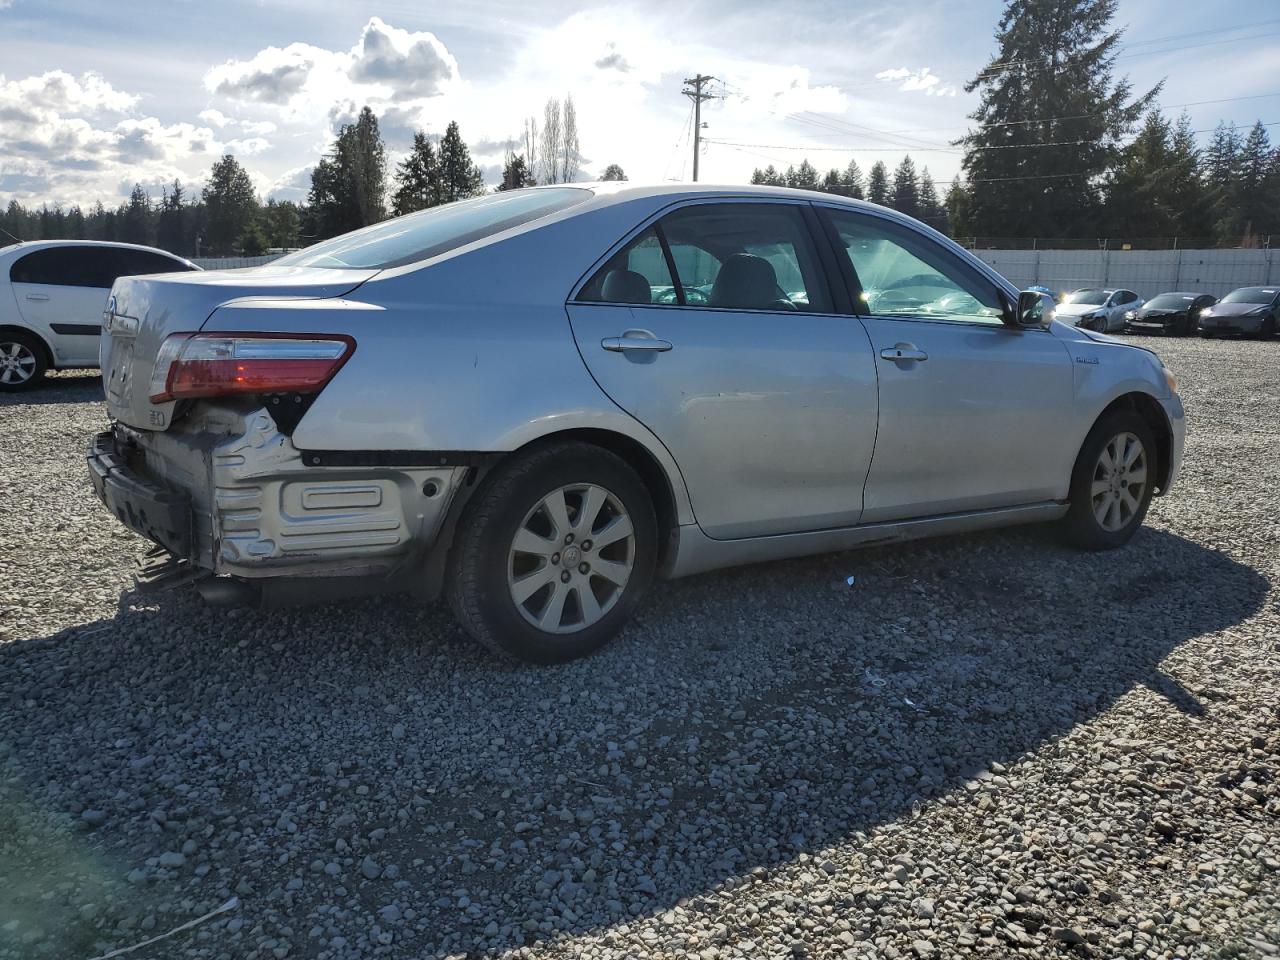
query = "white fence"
xmin=192 ymin=254 xmax=282 ymax=269
xmin=973 ymin=248 xmax=1279 ymax=297
xmin=192 ymin=248 xmax=1278 ymax=299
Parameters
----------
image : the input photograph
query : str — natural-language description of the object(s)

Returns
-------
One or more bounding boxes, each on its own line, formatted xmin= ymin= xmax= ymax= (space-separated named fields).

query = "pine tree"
xmin=750 ymin=165 xmax=785 ymax=187
xmin=437 ymin=121 xmax=486 ymax=202
xmin=1204 ymin=122 xmax=1243 ymax=242
xmin=237 ymin=219 xmax=269 ymax=257
xmin=122 ymin=184 xmax=152 ymax=246
xmin=842 ymin=160 xmax=865 ymax=199
xmin=264 ymin=199 xmax=301 ymax=248
xmin=599 ymin=164 xmax=627 ymax=182
xmin=1166 ymin=114 xmax=1212 ymax=242
xmin=307 ymin=107 xmax=387 ymax=239
xmin=958 ymin=0 xmax=1159 ymax=239
xmin=946 ymin=178 xmax=972 ymax=238
xmin=156 ymin=180 xmax=188 ymax=255
xmin=867 ymin=161 xmax=890 ymax=206
xmin=391 ymin=132 xmax=442 ymax=214
xmin=891 ymin=156 xmax=920 ymax=218
xmin=786 ymin=160 xmax=820 ymax=190
xmin=498 ymin=152 xmax=536 ymax=191
xmin=203 ymin=155 xmax=259 ymax=255
xmin=918 ymin=167 xmax=946 ymax=231
xmin=821 ymin=168 xmax=845 ymax=194
xmin=1237 ymin=121 xmax=1275 ymax=242
xmin=1106 ymin=111 xmax=1175 ymax=238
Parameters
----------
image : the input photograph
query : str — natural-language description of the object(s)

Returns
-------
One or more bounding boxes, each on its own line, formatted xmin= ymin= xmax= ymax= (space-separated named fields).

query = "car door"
xmin=566 ymin=200 xmax=879 ymax=540
xmin=817 ymin=206 xmax=1076 ymax=523
xmin=10 ymin=246 xmax=115 ymax=366
xmin=1111 ymin=290 xmax=1137 ymax=331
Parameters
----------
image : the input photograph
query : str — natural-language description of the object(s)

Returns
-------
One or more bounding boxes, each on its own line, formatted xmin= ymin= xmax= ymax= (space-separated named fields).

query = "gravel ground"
xmin=1 ymin=336 xmax=1277 ymax=960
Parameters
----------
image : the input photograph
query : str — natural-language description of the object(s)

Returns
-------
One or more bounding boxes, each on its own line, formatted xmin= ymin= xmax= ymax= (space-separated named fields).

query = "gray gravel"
xmin=1 ymin=337 xmax=1278 ymax=960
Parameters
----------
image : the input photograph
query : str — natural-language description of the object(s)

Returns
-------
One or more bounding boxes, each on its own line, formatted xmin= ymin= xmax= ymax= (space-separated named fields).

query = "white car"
xmin=0 ymin=240 xmax=198 ymax=390
xmin=1055 ymin=288 xmax=1143 ymax=333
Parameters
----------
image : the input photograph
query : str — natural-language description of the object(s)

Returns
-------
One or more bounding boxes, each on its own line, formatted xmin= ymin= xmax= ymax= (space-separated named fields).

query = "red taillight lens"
xmin=149 ymin=333 xmax=355 ymax=403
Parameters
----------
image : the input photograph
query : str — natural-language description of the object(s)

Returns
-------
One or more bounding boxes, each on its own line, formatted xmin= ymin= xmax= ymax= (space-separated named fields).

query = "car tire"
xmin=0 ymin=330 xmax=47 ymax=392
xmin=1059 ymin=410 xmax=1157 ymax=551
xmin=446 ymin=441 xmax=658 ymax=664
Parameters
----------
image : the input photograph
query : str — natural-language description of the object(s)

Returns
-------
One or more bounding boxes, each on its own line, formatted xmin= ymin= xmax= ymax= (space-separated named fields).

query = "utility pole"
xmin=682 ymin=74 xmax=716 ymax=182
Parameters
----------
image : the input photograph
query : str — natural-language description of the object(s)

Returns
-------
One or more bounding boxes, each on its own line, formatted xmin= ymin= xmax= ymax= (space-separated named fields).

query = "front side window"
xmin=10 ymin=246 xmax=113 ymax=288
xmin=658 ymin=203 xmax=832 ymax=312
xmin=825 ymin=210 xmax=1004 ymax=325
xmin=276 ymin=187 xmax=590 ymax=269
xmin=577 ymin=227 xmax=677 ymax=305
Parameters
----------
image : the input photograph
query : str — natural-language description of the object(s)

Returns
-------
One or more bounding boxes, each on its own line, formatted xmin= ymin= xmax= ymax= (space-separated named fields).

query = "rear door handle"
xmin=24 ymin=293 xmax=50 ymax=302
xmin=880 ymin=345 xmax=928 ymax=363
xmin=602 ymin=330 xmax=673 ymax=353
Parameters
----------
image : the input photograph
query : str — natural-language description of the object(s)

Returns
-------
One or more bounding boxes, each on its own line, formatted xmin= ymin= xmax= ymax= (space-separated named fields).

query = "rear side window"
xmin=276 ymin=188 xmax=591 ymax=269
xmin=577 ymin=227 xmax=677 ymax=305
xmin=112 ymin=249 xmax=192 ymax=277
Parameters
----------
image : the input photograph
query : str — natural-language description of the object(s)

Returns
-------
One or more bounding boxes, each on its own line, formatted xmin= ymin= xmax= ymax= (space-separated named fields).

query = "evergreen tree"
xmin=1165 ymin=114 xmax=1212 ymax=241
xmin=750 ymin=165 xmax=785 ymax=186
xmin=437 ymin=121 xmax=486 ymax=202
xmin=156 ymin=181 xmax=188 ymax=255
xmin=203 ymin=155 xmax=259 ymax=255
xmin=391 ymin=132 xmax=441 ymax=215
xmin=784 ymin=159 xmax=820 ymax=190
xmin=237 ymin=219 xmax=269 ymax=257
xmin=497 ymin=152 xmax=536 ymax=191
xmin=121 ymin=184 xmax=152 ymax=245
xmin=264 ymin=199 xmax=301 ymax=248
xmin=1237 ymin=121 xmax=1275 ymax=242
xmin=1105 ymin=111 xmax=1175 ymax=238
xmin=599 ymin=163 xmax=627 ymax=181
xmin=842 ymin=160 xmax=865 ymax=199
xmin=958 ymin=0 xmax=1159 ymax=238
xmin=946 ymin=177 xmax=972 ymax=238
xmin=821 ymin=168 xmax=845 ymax=194
xmin=891 ymin=156 xmax=920 ymax=219
xmin=918 ymin=167 xmax=946 ymax=231
xmin=867 ymin=161 xmax=890 ymax=206
xmin=307 ymin=107 xmax=387 ymax=239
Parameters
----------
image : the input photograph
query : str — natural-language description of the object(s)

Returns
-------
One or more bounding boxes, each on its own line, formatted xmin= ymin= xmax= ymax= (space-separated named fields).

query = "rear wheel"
xmin=1059 ymin=410 xmax=1156 ymax=550
xmin=446 ymin=442 xmax=657 ymax=663
xmin=0 ymin=332 xmax=46 ymax=391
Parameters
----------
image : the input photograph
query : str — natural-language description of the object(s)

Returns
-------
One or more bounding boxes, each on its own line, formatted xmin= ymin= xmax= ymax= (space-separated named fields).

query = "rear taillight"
xmin=148 ymin=333 xmax=355 ymax=403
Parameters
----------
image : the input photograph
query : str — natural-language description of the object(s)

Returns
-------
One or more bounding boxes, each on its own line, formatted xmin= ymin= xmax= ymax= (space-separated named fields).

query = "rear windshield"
xmin=1146 ymin=294 xmax=1196 ymax=309
xmin=276 ymin=188 xmax=591 ymax=269
xmin=1065 ymin=289 xmax=1108 ymax=305
xmin=1222 ymin=287 xmax=1277 ymax=305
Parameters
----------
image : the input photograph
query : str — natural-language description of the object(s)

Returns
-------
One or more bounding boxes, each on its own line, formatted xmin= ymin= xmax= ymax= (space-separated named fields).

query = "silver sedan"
xmin=89 ymin=184 xmax=1185 ymax=662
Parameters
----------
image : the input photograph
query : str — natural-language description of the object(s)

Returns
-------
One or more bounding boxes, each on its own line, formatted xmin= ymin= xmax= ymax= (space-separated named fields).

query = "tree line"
xmin=750 ymin=0 xmax=1280 ymax=248
xmin=1 ymin=93 xmax=626 ymax=258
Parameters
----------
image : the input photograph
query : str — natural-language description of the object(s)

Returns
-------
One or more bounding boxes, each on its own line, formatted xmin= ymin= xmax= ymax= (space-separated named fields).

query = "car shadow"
xmin=0 ymin=525 xmax=1268 ymax=956
xmin=0 ymin=371 xmax=103 ymax=406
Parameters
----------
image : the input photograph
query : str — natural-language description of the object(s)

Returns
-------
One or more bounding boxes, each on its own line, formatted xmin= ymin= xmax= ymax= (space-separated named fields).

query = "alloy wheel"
xmin=507 ymin=483 xmax=635 ymax=634
xmin=1090 ymin=431 xmax=1148 ymax=532
xmin=0 ymin=341 xmax=37 ymax=385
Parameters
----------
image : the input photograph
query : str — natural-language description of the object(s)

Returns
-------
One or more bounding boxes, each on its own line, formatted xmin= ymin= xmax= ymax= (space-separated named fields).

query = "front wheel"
xmin=1059 ymin=411 xmax=1157 ymax=550
xmin=446 ymin=442 xmax=657 ymax=663
xmin=0 ymin=331 xmax=47 ymax=391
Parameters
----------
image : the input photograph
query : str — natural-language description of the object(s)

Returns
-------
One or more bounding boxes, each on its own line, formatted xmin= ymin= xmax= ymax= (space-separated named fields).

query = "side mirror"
xmin=1012 ymin=290 xmax=1056 ymax=328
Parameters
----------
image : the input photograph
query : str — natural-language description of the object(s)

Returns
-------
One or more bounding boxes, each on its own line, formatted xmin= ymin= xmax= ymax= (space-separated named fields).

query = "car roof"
xmin=0 ymin=239 xmax=193 ymax=262
xmin=572 ymin=180 xmax=923 ymax=220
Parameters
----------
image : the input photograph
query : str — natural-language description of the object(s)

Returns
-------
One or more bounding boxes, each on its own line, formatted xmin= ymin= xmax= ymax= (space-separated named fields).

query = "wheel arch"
xmin=0 ymin=323 xmax=54 ymax=368
xmin=1093 ymin=391 xmax=1174 ymax=493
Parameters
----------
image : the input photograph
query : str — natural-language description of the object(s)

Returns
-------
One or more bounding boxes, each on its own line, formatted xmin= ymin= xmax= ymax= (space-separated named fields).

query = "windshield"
xmin=1222 ymin=287 xmax=1277 ymax=305
xmin=276 ymin=188 xmax=591 ymax=269
xmin=1065 ymin=289 xmax=1109 ymax=306
xmin=1146 ymin=294 xmax=1196 ymax=310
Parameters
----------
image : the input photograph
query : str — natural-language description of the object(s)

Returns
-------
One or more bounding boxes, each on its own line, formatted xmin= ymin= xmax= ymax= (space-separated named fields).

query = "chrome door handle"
xmin=880 ymin=346 xmax=928 ymax=362
xmin=601 ymin=332 xmax=673 ymax=353
xmin=24 ymin=293 xmax=50 ymax=302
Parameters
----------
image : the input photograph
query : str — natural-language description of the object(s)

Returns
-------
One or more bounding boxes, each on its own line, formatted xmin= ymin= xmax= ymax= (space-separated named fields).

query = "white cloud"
xmin=198 ymin=108 xmax=276 ymax=136
xmin=348 ymin=17 xmax=459 ymax=101
xmin=875 ymin=66 xmax=957 ymax=97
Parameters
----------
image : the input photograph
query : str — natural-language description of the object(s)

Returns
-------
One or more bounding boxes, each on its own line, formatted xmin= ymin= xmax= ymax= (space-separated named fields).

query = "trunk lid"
xmin=102 ymin=265 xmax=375 ymax=430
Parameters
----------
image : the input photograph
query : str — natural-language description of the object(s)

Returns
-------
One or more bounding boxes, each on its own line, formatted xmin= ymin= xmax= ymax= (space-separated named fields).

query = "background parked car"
xmin=1198 ymin=286 xmax=1280 ymax=339
xmin=1055 ymin=288 xmax=1143 ymax=332
xmin=1125 ymin=291 xmax=1216 ymax=336
xmin=0 ymin=240 xmax=198 ymax=390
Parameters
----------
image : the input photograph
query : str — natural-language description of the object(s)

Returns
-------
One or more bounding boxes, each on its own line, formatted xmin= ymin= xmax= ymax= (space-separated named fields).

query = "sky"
xmin=1 ymin=0 xmax=1278 ymax=210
